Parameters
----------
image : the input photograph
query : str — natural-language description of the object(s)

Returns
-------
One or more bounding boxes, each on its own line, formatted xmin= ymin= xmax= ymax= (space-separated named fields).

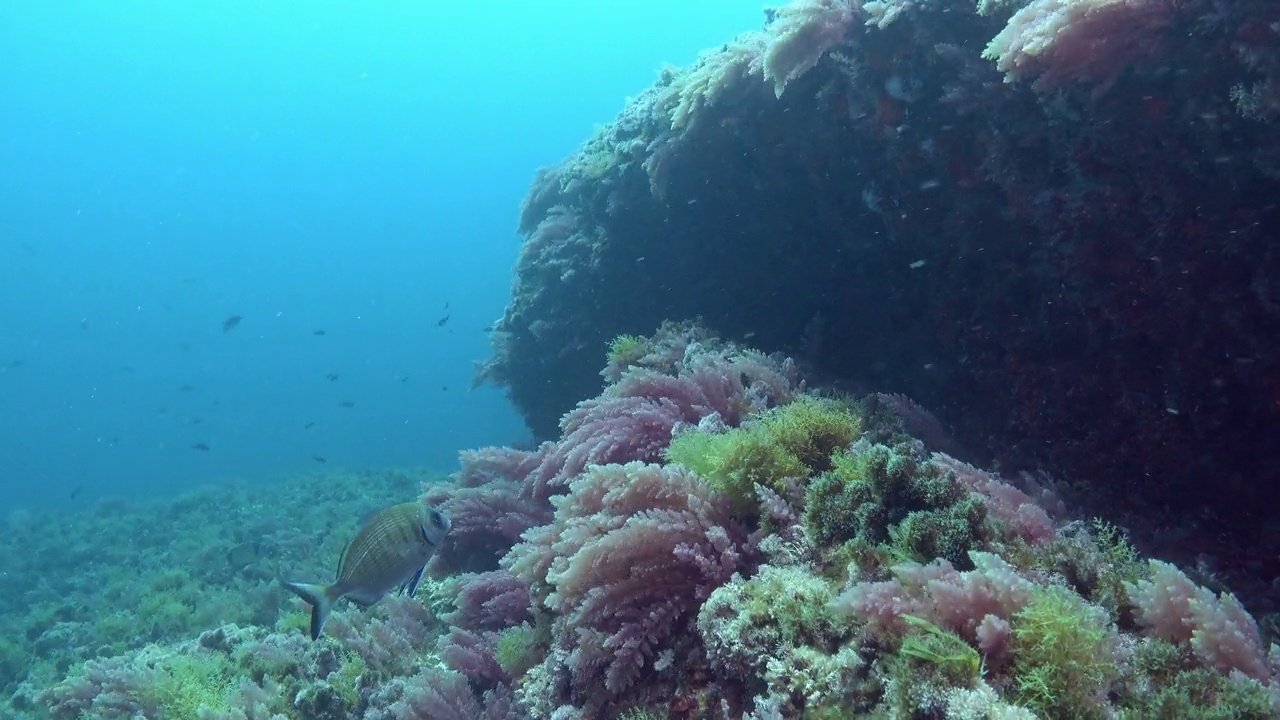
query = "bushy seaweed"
xmin=1117 ymin=639 xmax=1276 ymax=719
xmin=495 ymin=622 xmax=544 ymax=679
xmin=150 ymin=652 xmax=239 ymax=718
xmin=605 ymin=333 xmax=649 ymax=370
xmin=1010 ymin=586 xmax=1120 ymax=717
xmin=897 ymin=615 xmax=982 ymax=685
xmin=666 ymin=395 xmax=860 ymax=511
xmin=804 ymin=444 xmax=986 ymax=569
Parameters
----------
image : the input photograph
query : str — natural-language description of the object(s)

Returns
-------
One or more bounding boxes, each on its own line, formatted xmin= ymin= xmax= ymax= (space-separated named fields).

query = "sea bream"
xmin=283 ymin=501 xmax=450 ymax=639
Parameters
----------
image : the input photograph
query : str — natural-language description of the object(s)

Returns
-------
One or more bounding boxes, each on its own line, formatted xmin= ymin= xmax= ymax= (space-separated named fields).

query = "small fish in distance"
xmin=222 ymin=315 xmax=242 ymax=332
xmin=191 ymin=442 xmax=210 ymax=451
xmin=339 ymin=401 xmax=354 ymax=408
xmin=325 ymin=373 xmax=339 ymax=381
xmin=303 ymin=421 xmax=315 ymax=429
xmin=436 ymin=313 xmax=449 ymax=327
xmin=313 ymin=329 xmax=326 ymax=336
xmin=312 ymin=455 xmax=326 ymax=464
xmin=283 ymin=501 xmax=451 ymax=639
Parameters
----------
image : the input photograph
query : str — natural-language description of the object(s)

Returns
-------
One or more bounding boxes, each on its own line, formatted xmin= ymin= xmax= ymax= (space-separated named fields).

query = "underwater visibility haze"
xmin=5 ymin=0 xmax=1280 ymax=718
xmin=0 ymin=1 xmax=759 ymax=509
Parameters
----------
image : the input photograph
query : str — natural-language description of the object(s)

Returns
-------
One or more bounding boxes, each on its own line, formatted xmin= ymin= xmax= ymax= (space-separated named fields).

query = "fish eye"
xmin=429 ymin=511 xmax=444 ymax=527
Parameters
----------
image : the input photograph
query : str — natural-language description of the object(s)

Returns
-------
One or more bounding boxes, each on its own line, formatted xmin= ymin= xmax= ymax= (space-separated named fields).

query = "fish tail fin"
xmin=282 ymin=581 xmax=336 ymax=640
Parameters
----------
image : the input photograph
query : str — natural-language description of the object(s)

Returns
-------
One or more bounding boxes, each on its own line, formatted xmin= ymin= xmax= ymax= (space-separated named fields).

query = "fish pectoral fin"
xmin=403 ymin=565 xmax=427 ymax=597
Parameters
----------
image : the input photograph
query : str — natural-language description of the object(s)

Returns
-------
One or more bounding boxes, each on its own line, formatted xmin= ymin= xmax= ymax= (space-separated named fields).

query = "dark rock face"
xmin=481 ymin=0 xmax=1280 ymax=548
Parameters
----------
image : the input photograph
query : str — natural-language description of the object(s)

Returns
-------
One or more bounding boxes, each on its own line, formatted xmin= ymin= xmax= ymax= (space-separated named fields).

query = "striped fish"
xmin=283 ymin=501 xmax=451 ymax=639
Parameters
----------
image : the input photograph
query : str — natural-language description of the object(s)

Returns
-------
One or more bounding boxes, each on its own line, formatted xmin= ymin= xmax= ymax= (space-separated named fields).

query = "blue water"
xmin=0 ymin=1 xmax=762 ymax=509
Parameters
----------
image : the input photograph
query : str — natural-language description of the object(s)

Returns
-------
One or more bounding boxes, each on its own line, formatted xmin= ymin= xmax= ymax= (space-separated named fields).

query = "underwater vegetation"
xmin=10 ymin=0 xmax=1280 ymax=717
xmin=16 ymin=322 xmax=1280 ymax=719
xmin=0 ymin=467 xmax=433 ymax=718
xmin=479 ymin=0 xmax=1280 ymax=594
